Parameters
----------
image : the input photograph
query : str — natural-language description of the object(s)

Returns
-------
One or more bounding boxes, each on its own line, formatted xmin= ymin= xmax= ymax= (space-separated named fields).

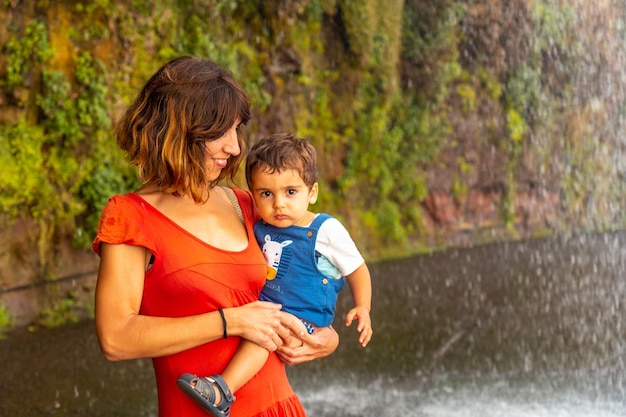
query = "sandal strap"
xmin=191 ymin=376 xmax=217 ymax=403
xmin=206 ymin=374 xmax=236 ymax=404
xmin=177 ymin=373 xmax=235 ymax=417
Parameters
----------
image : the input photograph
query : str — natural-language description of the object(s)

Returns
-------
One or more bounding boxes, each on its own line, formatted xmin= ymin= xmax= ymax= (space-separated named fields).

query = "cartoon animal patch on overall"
xmin=261 ymin=234 xmax=293 ymax=279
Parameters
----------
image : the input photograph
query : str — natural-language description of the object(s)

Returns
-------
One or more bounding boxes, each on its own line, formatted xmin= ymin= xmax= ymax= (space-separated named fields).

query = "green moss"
xmin=35 ymin=293 xmax=81 ymax=329
xmin=1 ymin=0 xmax=624 ymax=269
xmin=452 ymin=157 xmax=471 ymax=201
xmin=4 ymin=20 xmax=53 ymax=89
xmin=0 ymin=303 xmax=14 ymax=339
xmin=338 ymin=0 xmax=377 ymax=66
xmin=457 ymin=83 xmax=477 ymax=113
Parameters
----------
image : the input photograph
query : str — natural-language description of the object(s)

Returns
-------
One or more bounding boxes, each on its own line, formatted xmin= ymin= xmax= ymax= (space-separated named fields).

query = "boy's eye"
xmin=287 ymin=189 xmax=297 ymax=195
xmin=260 ymin=191 xmax=271 ymax=198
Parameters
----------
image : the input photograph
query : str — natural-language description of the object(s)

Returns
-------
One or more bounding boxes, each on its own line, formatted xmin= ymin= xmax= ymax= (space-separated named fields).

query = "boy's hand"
xmin=345 ymin=306 xmax=372 ymax=347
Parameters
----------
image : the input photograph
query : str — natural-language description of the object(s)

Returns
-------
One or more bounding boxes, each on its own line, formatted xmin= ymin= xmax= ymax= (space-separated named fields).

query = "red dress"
xmin=93 ymin=190 xmax=307 ymax=417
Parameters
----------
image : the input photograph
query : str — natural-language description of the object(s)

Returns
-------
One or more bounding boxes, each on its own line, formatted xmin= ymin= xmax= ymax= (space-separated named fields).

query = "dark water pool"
xmin=2 ymin=231 xmax=625 ymax=416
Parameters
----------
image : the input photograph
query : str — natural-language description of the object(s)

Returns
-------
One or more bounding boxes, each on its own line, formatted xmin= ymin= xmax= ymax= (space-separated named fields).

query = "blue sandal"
xmin=177 ymin=373 xmax=235 ymax=417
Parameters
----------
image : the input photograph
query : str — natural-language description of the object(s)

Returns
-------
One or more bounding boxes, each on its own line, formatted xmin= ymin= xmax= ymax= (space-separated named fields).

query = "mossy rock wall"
xmin=1 ymin=0 xmax=625 ymax=325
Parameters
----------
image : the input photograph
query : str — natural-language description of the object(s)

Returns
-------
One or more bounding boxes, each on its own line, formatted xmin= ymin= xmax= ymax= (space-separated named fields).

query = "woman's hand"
xmin=226 ymin=301 xmax=289 ymax=351
xmin=275 ymin=324 xmax=339 ymax=365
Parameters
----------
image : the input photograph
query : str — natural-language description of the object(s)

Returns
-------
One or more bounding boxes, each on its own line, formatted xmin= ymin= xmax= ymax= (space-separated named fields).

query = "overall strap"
xmin=310 ymin=213 xmax=332 ymax=229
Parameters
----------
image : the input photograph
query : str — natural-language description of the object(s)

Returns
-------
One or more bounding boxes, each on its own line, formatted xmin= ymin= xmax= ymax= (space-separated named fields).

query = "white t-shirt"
xmin=314 ymin=216 xmax=364 ymax=279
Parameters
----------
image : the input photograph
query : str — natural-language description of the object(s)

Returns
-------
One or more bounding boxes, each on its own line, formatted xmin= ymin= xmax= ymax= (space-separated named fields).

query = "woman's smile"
xmin=212 ymin=157 xmax=229 ymax=169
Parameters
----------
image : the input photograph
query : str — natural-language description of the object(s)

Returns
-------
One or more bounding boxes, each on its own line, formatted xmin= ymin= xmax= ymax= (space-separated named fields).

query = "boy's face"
xmin=250 ymin=168 xmax=318 ymax=228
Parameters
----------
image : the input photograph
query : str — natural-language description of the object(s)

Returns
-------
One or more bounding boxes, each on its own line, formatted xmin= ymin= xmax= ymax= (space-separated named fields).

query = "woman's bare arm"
xmin=95 ymin=242 xmax=287 ymax=361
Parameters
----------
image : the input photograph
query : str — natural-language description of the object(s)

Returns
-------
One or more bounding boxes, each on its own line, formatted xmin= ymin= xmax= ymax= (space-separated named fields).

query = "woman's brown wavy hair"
xmin=115 ymin=56 xmax=251 ymax=203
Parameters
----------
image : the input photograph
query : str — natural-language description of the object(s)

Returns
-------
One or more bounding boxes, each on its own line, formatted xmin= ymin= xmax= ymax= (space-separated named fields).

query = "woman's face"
xmin=204 ymin=120 xmax=241 ymax=182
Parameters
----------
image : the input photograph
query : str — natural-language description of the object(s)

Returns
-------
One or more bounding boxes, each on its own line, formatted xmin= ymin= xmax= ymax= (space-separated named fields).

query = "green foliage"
xmin=76 ymin=162 xmax=137 ymax=247
xmin=167 ymin=1 xmax=271 ymax=112
xmin=4 ymin=20 xmax=53 ymax=89
xmin=376 ymin=200 xmax=408 ymax=246
xmin=496 ymin=104 xmax=527 ymax=233
xmin=533 ymin=1 xmax=581 ymax=57
xmin=0 ymin=303 xmax=14 ymax=339
xmin=331 ymin=0 xmax=462 ymax=253
xmin=34 ymin=292 xmax=81 ymax=329
xmin=72 ymin=0 xmax=114 ymax=39
xmin=1 ymin=20 xmax=134 ymax=267
xmin=2 ymin=0 xmax=622 ymax=275
xmin=513 ymin=0 xmax=620 ymax=232
xmin=0 ymin=120 xmax=47 ymax=217
xmin=36 ymin=53 xmax=121 ymax=247
xmin=506 ymin=107 xmax=527 ymax=143
xmin=506 ymin=64 xmax=542 ymax=123
xmin=452 ymin=157 xmax=471 ymax=201
xmin=457 ymin=83 xmax=477 ymax=113
xmin=338 ymin=0 xmax=377 ymax=66
xmin=401 ymin=0 xmax=463 ymax=72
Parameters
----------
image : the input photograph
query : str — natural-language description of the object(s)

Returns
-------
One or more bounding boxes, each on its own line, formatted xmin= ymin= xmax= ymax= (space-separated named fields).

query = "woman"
xmin=92 ymin=56 xmax=338 ymax=417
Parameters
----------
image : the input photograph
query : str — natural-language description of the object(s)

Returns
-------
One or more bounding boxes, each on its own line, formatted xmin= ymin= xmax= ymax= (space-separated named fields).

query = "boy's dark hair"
xmin=245 ymin=133 xmax=318 ymax=190
xmin=116 ymin=56 xmax=251 ymax=203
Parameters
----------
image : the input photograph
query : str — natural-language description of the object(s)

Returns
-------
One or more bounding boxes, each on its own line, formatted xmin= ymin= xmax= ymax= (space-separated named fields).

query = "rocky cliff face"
xmin=1 ymin=0 xmax=625 ymax=325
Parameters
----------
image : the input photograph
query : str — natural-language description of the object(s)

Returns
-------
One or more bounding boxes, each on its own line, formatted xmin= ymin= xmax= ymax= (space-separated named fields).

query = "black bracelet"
xmin=218 ymin=308 xmax=228 ymax=339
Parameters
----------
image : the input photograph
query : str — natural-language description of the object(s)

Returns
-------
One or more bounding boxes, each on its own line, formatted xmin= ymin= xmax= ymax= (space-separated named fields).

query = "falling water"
xmin=1 ymin=231 xmax=624 ymax=416
xmin=290 ymin=231 xmax=626 ymax=416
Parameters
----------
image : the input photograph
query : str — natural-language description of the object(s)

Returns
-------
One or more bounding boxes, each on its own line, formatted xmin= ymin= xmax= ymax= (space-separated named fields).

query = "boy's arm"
xmin=345 ymin=263 xmax=373 ymax=347
xmin=346 ymin=263 xmax=372 ymax=312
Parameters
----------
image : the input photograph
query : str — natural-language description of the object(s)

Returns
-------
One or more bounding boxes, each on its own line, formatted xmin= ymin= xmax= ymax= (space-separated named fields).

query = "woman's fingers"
xmin=276 ymin=325 xmax=339 ymax=365
xmin=233 ymin=301 xmax=285 ymax=349
xmin=277 ymin=311 xmax=307 ymax=338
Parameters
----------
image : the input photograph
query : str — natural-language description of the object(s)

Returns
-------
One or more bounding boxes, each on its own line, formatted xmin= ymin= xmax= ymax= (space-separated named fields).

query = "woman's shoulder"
xmin=99 ymin=193 xmax=147 ymax=217
xmin=92 ymin=193 xmax=154 ymax=254
xmin=107 ymin=192 xmax=141 ymax=204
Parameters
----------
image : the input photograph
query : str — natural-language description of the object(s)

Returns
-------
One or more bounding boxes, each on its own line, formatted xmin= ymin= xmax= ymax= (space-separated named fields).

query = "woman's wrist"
xmin=219 ymin=307 xmax=240 ymax=338
xmin=217 ymin=308 xmax=228 ymax=339
xmin=219 ymin=306 xmax=250 ymax=341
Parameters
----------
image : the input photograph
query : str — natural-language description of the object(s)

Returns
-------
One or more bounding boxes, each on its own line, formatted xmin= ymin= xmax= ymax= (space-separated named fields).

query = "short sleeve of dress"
xmin=92 ymin=194 xmax=157 ymax=256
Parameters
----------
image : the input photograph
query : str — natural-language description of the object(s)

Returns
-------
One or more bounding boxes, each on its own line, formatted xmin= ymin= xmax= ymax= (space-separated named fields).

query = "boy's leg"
xmin=221 ymin=339 xmax=270 ymax=393
xmin=176 ymin=340 xmax=270 ymax=416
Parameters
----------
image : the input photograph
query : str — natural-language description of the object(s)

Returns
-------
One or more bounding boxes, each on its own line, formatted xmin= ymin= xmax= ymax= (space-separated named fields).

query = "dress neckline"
xmin=126 ymin=192 xmax=251 ymax=254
